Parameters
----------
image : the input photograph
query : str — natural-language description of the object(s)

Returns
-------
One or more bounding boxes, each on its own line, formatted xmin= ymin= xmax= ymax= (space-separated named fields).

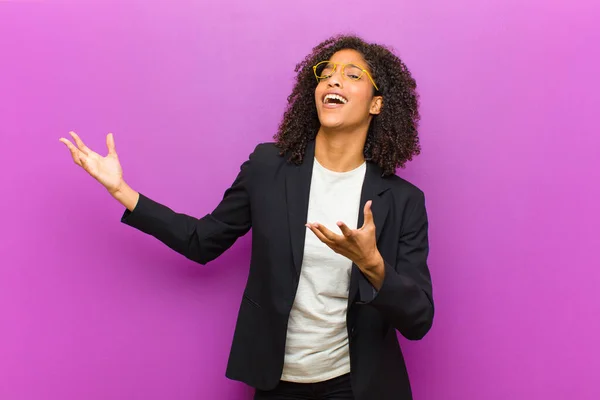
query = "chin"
xmin=318 ymin=116 xmax=345 ymax=129
xmin=320 ymin=123 xmax=346 ymax=132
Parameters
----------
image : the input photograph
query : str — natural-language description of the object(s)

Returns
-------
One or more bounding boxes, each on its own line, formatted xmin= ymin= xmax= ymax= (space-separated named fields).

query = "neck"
xmin=314 ymin=127 xmax=368 ymax=172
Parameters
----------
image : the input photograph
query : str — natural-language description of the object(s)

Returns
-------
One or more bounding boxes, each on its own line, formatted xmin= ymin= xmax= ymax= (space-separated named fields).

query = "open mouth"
xmin=323 ymin=94 xmax=348 ymax=105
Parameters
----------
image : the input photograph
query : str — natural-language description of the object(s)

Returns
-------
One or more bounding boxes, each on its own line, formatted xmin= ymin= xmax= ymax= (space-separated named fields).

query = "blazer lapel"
xmin=348 ymin=162 xmax=391 ymax=305
xmin=285 ymin=141 xmax=316 ymax=276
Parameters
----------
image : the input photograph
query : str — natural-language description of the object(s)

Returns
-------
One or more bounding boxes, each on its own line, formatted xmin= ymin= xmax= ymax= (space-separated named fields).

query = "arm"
xmin=360 ymin=191 xmax=434 ymax=340
xmin=119 ymin=146 xmax=256 ymax=265
xmin=58 ymin=130 xmax=252 ymax=264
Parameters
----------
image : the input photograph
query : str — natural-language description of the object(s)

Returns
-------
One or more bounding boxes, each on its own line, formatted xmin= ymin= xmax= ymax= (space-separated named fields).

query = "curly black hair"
xmin=273 ymin=34 xmax=421 ymax=176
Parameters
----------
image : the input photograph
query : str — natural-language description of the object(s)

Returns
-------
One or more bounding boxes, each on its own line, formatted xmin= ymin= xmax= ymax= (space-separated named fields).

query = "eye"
xmin=345 ymin=64 xmax=363 ymax=80
xmin=316 ymin=62 xmax=335 ymax=78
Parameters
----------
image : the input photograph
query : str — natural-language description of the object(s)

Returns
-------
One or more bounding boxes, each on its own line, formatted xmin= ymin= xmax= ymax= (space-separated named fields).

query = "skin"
xmin=59 ymin=48 xmax=386 ymax=290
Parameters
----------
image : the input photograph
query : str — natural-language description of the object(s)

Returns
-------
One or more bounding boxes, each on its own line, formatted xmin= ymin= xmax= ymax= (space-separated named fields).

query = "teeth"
xmin=324 ymin=94 xmax=348 ymax=104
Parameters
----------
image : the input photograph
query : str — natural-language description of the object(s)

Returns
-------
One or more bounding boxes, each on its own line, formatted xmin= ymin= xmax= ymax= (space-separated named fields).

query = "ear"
xmin=370 ymin=96 xmax=383 ymax=115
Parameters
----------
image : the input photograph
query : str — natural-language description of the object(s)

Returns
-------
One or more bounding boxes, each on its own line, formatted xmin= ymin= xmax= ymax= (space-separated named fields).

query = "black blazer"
xmin=121 ymin=140 xmax=434 ymax=400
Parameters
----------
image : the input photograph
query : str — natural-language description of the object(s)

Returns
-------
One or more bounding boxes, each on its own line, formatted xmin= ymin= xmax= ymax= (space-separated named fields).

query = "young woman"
xmin=60 ymin=34 xmax=434 ymax=400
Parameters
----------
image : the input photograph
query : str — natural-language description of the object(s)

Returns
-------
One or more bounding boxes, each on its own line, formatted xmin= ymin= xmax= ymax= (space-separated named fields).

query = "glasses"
xmin=313 ymin=61 xmax=379 ymax=91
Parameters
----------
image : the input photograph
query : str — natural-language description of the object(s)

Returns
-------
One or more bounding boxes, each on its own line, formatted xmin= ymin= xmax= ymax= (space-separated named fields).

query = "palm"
xmin=60 ymin=131 xmax=123 ymax=193
xmin=84 ymin=150 xmax=122 ymax=189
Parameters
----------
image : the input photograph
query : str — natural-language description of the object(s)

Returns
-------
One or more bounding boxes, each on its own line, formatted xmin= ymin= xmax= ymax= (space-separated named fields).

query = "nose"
xmin=327 ymin=66 xmax=344 ymax=88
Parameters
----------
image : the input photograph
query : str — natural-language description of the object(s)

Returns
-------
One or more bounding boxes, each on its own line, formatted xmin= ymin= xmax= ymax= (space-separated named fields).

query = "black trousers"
xmin=253 ymin=373 xmax=354 ymax=400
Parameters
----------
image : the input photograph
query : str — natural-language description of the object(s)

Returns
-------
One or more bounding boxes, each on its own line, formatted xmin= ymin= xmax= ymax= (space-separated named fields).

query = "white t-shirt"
xmin=281 ymin=157 xmax=367 ymax=383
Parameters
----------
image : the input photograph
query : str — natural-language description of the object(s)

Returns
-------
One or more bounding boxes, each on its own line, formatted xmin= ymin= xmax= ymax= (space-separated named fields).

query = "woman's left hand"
xmin=306 ymin=200 xmax=383 ymax=272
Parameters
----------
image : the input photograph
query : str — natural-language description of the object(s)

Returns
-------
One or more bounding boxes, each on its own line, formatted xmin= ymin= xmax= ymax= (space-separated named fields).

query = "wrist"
xmin=357 ymin=251 xmax=385 ymax=291
xmin=358 ymin=251 xmax=384 ymax=272
xmin=108 ymin=179 xmax=127 ymax=196
xmin=109 ymin=181 xmax=139 ymax=212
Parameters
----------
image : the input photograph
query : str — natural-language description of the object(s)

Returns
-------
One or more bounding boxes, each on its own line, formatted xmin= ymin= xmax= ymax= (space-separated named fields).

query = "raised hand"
xmin=59 ymin=131 xmax=124 ymax=194
xmin=306 ymin=200 xmax=384 ymax=273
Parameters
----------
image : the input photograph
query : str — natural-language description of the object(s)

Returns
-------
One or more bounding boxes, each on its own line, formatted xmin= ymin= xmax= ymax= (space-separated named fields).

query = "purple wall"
xmin=1 ymin=1 xmax=599 ymax=399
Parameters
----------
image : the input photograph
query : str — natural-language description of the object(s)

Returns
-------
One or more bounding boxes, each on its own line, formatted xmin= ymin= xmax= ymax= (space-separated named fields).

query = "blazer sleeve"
xmin=120 ymin=146 xmax=257 ymax=265
xmin=361 ymin=190 xmax=434 ymax=340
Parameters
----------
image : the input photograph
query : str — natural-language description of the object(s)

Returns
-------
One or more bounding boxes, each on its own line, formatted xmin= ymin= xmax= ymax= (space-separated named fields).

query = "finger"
xmin=362 ymin=200 xmax=374 ymax=227
xmin=106 ymin=132 xmax=117 ymax=155
xmin=337 ymin=221 xmax=354 ymax=237
xmin=59 ymin=138 xmax=84 ymax=166
xmin=69 ymin=131 xmax=91 ymax=155
xmin=307 ymin=224 xmax=334 ymax=245
xmin=313 ymin=222 xmax=342 ymax=242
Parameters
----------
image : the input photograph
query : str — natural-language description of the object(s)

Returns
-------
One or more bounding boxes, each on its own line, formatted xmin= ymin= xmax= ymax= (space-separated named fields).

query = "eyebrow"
xmin=330 ymin=61 xmax=368 ymax=69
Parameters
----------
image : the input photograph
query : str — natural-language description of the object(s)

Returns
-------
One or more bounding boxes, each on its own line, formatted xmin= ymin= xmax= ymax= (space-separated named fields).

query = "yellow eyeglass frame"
xmin=313 ymin=60 xmax=379 ymax=91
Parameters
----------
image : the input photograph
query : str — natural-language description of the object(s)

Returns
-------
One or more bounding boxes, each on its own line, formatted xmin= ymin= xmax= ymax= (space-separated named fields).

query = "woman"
xmin=60 ymin=34 xmax=434 ymax=400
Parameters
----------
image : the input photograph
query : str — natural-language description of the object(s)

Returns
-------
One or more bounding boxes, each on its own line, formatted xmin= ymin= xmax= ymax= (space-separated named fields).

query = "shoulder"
xmin=251 ymin=142 xmax=281 ymax=158
xmin=248 ymin=141 xmax=287 ymax=168
xmin=382 ymin=172 xmax=425 ymax=203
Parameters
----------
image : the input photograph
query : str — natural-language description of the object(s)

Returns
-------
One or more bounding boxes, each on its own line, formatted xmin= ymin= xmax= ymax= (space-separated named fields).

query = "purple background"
xmin=1 ymin=1 xmax=599 ymax=399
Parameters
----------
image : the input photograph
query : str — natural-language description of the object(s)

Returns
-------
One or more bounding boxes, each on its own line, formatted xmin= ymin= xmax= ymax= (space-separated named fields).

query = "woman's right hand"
xmin=59 ymin=131 xmax=124 ymax=194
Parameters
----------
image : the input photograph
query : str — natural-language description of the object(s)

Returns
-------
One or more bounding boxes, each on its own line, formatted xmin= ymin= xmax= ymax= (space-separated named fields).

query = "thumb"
xmin=106 ymin=132 xmax=117 ymax=155
xmin=363 ymin=200 xmax=374 ymax=227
